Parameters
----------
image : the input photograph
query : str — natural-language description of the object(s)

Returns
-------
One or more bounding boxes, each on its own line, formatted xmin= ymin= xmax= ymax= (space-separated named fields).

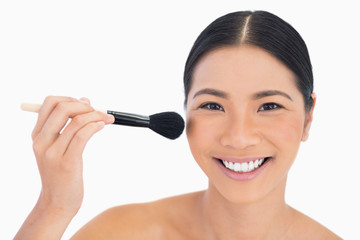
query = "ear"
xmin=302 ymin=93 xmax=316 ymax=142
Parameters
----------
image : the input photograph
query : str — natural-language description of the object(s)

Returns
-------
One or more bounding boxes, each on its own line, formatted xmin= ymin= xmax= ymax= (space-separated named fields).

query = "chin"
xmin=220 ymin=185 xmax=270 ymax=204
xmin=208 ymin=174 xmax=288 ymax=205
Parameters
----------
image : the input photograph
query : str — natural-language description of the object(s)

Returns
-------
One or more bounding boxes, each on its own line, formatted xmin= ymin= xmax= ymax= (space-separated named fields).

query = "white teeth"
xmin=234 ymin=163 xmax=241 ymax=171
xmin=229 ymin=162 xmax=234 ymax=169
xmin=248 ymin=161 xmax=254 ymax=171
xmin=259 ymin=158 xmax=264 ymax=165
xmin=221 ymin=158 xmax=267 ymax=173
xmin=241 ymin=162 xmax=248 ymax=172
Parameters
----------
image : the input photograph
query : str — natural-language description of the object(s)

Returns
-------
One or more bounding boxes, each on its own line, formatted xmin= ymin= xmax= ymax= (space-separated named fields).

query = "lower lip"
xmin=213 ymin=157 xmax=272 ymax=181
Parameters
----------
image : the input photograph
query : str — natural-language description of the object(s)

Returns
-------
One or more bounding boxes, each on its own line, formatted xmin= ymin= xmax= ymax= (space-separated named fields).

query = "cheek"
xmin=281 ymin=116 xmax=303 ymax=142
xmin=262 ymin=114 xmax=304 ymax=158
xmin=259 ymin=114 xmax=305 ymax=192
xmin=186 ymin=115 xmax=218 ymax=163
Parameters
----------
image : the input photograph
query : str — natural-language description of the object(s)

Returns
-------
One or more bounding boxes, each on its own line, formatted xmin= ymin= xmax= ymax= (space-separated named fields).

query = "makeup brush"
xmin=21 ymin=103 xmax=185 ymax=140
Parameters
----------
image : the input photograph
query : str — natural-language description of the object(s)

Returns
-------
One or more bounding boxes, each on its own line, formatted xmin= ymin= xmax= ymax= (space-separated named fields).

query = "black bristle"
xmin=149 ymin=112 xmax=185 ymax=140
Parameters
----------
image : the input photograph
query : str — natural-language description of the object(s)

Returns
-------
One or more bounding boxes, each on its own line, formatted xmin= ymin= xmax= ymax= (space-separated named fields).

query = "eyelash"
xmin=199 ymin=102 xmax=224 ymax=111
xmin=199 ymin=102 xmax=283 ymax=112
xmin=258 ymin=103 xmax=284 ymax=111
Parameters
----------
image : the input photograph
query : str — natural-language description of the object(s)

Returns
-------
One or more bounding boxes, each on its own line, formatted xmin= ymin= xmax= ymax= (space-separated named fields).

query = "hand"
xmin=31 ymin=96 xmax=114 ymax=217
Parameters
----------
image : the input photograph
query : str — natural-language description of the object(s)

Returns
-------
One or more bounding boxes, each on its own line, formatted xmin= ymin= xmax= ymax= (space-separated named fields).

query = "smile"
xmin=221 ymin=158 xmax=266 ymax=173
xmin=213 ymin=157 xmax=272 ymax=181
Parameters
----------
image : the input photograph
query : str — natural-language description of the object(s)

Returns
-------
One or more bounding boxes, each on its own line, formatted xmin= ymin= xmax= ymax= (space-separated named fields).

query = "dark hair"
xmin=184 ymin=10 xmax=314 ymax=111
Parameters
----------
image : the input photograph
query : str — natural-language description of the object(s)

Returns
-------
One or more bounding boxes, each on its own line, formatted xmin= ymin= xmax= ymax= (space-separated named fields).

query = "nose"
xmin=219 ymin=112 xmax=262 ymax=150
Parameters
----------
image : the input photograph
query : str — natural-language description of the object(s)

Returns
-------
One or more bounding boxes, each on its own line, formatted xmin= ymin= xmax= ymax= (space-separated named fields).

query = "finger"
xmin=32 ymin=96 xmax=79 ymax=140
xmin=37 ymin=101 xmax=95 ymax=146
xmin=64 ymin=121 xmax=105 ymax=162
xmin=51 ymin=111 xmax=113 ymax=155
xmin=79 ymin=97 xmax=90 ymax=105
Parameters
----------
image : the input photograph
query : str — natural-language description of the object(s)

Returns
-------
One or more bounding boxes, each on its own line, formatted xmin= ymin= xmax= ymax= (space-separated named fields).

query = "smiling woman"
xmin=14 ymin=10 xmax=342 ymax=240
xmin=186 ymin=45 xmax=312 ymax=203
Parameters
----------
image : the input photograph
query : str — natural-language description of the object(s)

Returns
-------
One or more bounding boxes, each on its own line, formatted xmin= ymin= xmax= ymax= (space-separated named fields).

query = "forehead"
xmin=190 ymin=45 xmax=298 ymax=99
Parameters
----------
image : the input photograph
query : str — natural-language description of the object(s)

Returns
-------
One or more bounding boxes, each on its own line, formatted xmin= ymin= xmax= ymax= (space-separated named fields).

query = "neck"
xmin=200 ymin=176 xmax=293 ymax=240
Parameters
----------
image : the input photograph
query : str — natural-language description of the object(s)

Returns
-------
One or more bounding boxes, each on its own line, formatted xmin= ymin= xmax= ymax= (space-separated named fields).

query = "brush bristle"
xmin=149 ymin=112 xmax=185 ymax=140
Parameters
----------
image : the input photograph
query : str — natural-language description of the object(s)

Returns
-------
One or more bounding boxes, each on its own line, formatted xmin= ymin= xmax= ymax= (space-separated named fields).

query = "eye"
xmin=258 ymin=103 xmax=283 ymax=111
xmin=199 ymin=102 xmax=224 ymax=111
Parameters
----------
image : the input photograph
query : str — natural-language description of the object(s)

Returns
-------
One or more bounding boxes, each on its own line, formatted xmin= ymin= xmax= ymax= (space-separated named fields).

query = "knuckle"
xmin=44 ymin=95 xmax=55 ymax=104
xmin=32 ymin=138 xmax=44 ymax=156
xmin=82 ymin=104 xmax=95 ymax=112
xmin=71 ymin=115 xmax=85 ymax=127
xmin=44 ymin=96 xmax=78 ymax=112
xmin=56 ymin=102 xmax=70 ymax=114
xmin=32 ymin=142 xmax=40 ymax=155
xmin=31 ymin=129 xmax=37 ymax=141
xmin=88 ymin=105 xmax=95 ymax=111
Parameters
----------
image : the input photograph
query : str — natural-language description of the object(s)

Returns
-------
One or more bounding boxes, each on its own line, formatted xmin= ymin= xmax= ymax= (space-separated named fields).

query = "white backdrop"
xmin=1 ymin=0 xmax=359 ymax=239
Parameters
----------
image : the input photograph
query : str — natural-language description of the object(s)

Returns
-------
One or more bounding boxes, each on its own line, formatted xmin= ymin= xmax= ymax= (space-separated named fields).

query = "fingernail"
xmin=107 ymin=114 xmax=115 ymax=123
xmin=79 ymin=97 xmax=90 ymax=104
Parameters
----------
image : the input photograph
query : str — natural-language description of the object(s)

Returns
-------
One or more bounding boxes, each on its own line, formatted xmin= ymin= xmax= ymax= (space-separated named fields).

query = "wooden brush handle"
xmin=21 ymin=103 xmax=42 ymax=113
xmin=21 ymin=103 xmax=108 ymax=114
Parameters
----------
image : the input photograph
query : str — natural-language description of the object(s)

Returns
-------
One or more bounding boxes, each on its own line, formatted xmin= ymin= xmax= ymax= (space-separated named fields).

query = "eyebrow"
xmin=192 ymin=88 xmax=229 ymax=99
xmin=193 ymin=88 xmax=293 ymax=101
xmin=252 ymin=90 xmax=293 ymax=101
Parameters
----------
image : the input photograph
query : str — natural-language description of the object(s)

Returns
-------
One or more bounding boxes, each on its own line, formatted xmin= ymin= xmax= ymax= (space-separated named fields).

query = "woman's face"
xmin=186 ymin=45 xmax=314 ymax=203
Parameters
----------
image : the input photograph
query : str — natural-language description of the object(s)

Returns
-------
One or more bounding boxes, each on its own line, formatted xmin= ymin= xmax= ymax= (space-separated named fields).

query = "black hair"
xmin=184 ymin=10 xmax=314 ymax=112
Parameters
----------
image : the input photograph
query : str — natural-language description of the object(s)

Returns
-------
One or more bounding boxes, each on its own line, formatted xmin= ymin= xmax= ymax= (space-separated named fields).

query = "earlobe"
xmin=302 ymin=93 xmax=316 ymax=142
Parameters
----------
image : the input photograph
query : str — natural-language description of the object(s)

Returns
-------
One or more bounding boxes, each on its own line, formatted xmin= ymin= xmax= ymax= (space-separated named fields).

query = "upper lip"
xmin=213 ymin=156 xmax=269 ymax=164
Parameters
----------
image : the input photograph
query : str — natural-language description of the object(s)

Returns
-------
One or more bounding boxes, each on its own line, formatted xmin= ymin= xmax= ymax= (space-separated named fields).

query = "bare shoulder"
xmin=71 ymin=202 xmax=166 ymax=239
xmin=289 ymin=207 xmax=343 ymax=240
xmin=71 ymin=191 xmax=204 ymax=240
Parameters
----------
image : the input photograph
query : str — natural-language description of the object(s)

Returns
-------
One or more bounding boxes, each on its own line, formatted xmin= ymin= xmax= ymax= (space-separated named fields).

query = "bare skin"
xmin=15 ymin=46 xmax=342 ymax=239
xmin=14 ymin=96 xmax=115 ymax=239
xmin=72 ymin=190 xmax=340 ymax=239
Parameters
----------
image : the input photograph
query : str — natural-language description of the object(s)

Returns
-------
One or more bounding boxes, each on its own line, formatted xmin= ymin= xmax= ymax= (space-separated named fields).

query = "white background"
xmin=1 ymin=0 xmax=359 ymax=239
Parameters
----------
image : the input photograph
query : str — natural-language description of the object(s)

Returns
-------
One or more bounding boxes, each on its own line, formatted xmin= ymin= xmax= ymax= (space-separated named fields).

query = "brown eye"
xmin=200 ymin=102 xmax=224 ymax=111
xmin=258 ymin=103 xmax=283 ymax=111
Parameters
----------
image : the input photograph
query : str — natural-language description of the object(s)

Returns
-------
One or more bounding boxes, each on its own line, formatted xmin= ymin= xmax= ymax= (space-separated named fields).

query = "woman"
xmin=15 ymin=10 xmax=342 ymax=239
